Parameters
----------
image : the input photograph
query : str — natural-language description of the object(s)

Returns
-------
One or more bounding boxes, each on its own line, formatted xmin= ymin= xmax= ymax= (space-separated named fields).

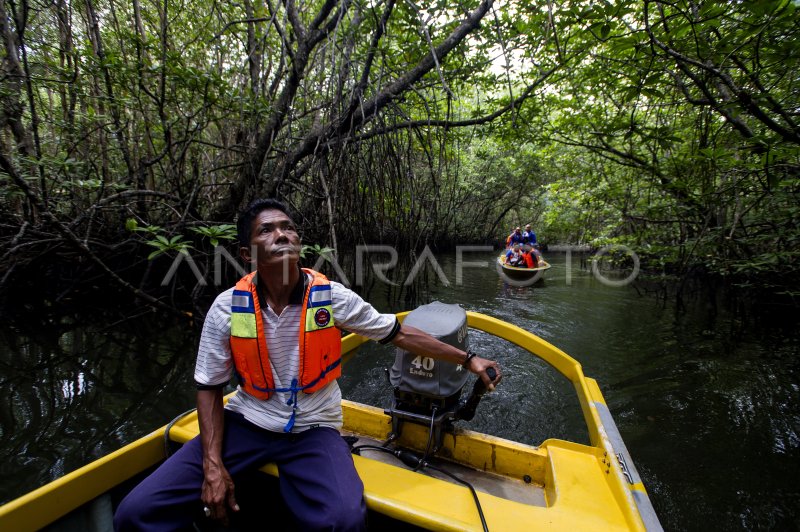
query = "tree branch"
xmin=343 ymin=63 xmax=561 ymax=145
xmin=0 ymin=152 xmax=188 ymax=317
xmin=267 ymin=0 xmax=495 ymax=196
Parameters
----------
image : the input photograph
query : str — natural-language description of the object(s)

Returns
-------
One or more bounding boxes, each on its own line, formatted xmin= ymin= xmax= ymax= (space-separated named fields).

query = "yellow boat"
xmin=0 ymin=311 xmax=661 ymax=531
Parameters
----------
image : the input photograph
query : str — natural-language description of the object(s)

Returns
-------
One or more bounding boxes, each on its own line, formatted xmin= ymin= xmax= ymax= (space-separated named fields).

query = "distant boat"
xmin=0 ymin=311 xmax=661 ymax=531
xmin=497 ymin=252 xmax=551 ymax=283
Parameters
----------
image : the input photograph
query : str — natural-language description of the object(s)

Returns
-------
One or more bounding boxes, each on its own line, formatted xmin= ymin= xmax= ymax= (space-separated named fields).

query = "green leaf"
xmin=641 ymin=87 xmax=664 ymax=99
xmin=134 ymin=225 xmax=163 ymax=235
xmin=190 ymin=224 xmax=237 ymax=243
xmin=300 ymin=244 xmax=336 ymax=260
xmin=623 ymin=87 xmax=640 ymax=102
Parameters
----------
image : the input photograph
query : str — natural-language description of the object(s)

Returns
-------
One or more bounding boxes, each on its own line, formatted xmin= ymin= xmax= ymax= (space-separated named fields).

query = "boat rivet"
xmin=523 ymin=475 xmax=532 ymax=484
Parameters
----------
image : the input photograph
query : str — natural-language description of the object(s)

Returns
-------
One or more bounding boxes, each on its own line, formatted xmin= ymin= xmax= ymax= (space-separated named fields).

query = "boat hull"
xmin=497 ymin=255 xmax=551 ymax=283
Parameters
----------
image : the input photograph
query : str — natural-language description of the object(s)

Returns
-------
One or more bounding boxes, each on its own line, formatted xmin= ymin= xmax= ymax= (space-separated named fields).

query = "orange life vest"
xmin=229 ymin=269 xmax=341 ymax=401
xmin=524 ymin=250 xmax=535 ymax=268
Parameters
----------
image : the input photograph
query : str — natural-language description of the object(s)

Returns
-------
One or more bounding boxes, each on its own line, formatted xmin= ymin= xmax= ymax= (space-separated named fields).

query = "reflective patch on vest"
xmin=232 ymin=290 xmax=255 ymax=313
xmin=231 ymin=311 xmax=257 ymax=338
xmin=308 ymin=285 xmax=332 ymax=308
xmin=306 ymin=304 xmax=335 ymax=331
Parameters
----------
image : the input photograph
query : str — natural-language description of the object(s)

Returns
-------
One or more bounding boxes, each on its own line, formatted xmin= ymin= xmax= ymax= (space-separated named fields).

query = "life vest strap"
xmin=248 ymin=358 xmax=343 ymax=432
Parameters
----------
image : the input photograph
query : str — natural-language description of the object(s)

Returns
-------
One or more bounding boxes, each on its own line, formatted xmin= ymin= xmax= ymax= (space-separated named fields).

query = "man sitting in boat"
xmin=522 ymin=224 xmax=537 ymax=247
xmin=505 ymin=244 xmax=526 ymax=267
xmin=113 ymin=199 xmax=501 ymax=531
xmin=523 ymin=248 xmax=538 ymax=268
xmin=506 ymin=226 xmax=524 ymax=248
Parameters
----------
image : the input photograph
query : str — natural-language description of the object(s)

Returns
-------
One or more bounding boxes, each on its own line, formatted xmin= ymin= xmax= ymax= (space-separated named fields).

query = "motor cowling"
xmin=389 ymin=301 xmax=469 ymax=413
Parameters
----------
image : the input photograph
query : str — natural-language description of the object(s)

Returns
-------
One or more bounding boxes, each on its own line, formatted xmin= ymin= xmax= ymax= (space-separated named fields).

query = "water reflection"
xmin=0 ymin=319 xmax=197 ymax=504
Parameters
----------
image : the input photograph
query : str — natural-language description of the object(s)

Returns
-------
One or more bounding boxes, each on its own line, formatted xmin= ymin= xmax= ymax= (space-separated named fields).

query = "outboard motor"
xmin=386 ymin=301 xmax=495 ymax=454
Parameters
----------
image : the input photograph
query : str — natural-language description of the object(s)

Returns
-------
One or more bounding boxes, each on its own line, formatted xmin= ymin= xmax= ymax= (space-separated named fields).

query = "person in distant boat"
xmin=507 ymin=226 xmax=524 ymax=247
xmin=523 ymin=247 xmax=538 ymax=268
xmin=522 ymin=224 xmax=537 ymax=247
xmin=113 ymin=198 xmax=501 ymax=532
xmin=505 ymin=243 xmax=526 ymax=267
xmin=504 ymin=244 xmax=514 ymax=264
xmin=531 ymin=246 xmax=544 ymax=266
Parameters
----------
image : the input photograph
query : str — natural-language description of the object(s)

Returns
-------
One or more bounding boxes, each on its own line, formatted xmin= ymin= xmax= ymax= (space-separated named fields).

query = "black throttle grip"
xmin=470 ymin=367 xmax=496 ymax=397
xmin=456 ymin=365 xmax=497 ymax=422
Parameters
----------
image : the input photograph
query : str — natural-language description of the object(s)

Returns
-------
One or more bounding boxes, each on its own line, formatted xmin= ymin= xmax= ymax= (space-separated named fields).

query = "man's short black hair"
xmin=236 ymin=198 xmax=293 ymax=248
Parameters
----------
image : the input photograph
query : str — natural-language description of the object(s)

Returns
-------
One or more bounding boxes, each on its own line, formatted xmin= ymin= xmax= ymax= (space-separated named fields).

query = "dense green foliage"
xmin=532 ymin=0 xmax=800 ymax=294
xmin=0 ymin=0 xmax=797 ymax=310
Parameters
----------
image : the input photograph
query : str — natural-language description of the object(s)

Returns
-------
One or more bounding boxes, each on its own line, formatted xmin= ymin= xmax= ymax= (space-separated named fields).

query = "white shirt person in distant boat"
xmin=505 ymin=243 xmax=526 ymax=267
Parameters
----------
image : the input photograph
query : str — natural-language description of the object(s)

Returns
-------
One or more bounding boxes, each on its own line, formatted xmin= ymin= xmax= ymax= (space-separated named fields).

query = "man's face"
xmin=241 ymin=208 xmax=301 ymax=267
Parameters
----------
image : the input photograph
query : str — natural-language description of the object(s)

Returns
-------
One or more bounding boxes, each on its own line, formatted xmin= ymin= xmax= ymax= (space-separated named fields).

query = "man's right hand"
xmin=466 ymin=355 xmax=502 ymax=392
xmin=201 ymin=462 xmax=239 ymax=524
xmin=197 ymin=389 xmax=238 ymax=525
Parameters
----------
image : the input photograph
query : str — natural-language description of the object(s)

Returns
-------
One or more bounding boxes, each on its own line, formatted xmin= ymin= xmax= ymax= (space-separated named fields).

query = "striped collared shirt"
xmin=194 ymin=273 xmax=398 ymax=432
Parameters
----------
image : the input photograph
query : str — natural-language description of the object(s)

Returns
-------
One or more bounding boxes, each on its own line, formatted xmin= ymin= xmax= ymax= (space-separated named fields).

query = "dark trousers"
xmin=114 ymin=410 xmax=367 ymax=531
